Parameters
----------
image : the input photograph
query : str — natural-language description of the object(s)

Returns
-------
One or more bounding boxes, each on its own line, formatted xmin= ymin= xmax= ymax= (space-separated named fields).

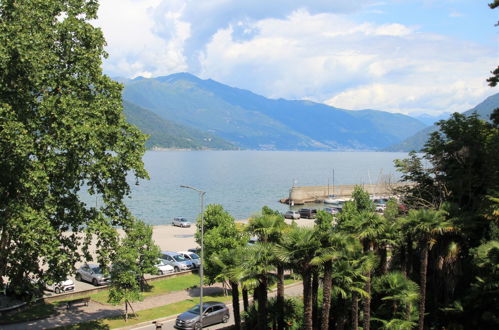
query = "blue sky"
xmin=96 ymin=0 xmax=498 ymax=115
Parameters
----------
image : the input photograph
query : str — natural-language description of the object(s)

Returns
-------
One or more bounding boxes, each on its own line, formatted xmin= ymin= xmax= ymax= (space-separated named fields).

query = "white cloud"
xmin=198 ymin=10 xmax=496 ymax=113
xmin=96 ymin=0 xmax=190 ymax=77
xmin=96 ymin=0 xmax=497 ymax=115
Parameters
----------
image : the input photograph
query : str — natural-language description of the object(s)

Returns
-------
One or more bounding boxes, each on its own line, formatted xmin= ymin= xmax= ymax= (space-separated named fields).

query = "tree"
xmin=196 ymin=204 xmax=246 ymax=329
xmin=108 ymin=244 xmax=142 ymax=322
xmin=278 ymin=226 xmax=320 ymax=330
xmin=247 ymin=208 xmax=288 ymax=330
xmin=107 ymin=220 xmax=160 ymax=322
xmin=0 ymin=0 xmax=147 ymax=297
xmin=371 ymin=272 xmax=419 ymax=330
xmin=312 ymin=211 xmax=355 ymax=330
xmin=403 ymin=209 xmax=453 ymax=330
xmin=488 ymin=1 xmax=499 ymax=86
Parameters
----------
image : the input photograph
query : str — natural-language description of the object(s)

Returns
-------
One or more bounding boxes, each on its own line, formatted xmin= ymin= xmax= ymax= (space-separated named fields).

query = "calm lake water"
xmin=119 ymin=151 xmax=409 ymax=225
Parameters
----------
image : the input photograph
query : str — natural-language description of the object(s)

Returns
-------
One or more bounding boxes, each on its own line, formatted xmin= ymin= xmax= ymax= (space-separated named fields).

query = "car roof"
xmin=177 ymin=251 xmax=194 ymax=255
xmin=201 ymin=301 xmax=226 ymax=307
xmin=161 ymin=251 xmax=180 ymax=256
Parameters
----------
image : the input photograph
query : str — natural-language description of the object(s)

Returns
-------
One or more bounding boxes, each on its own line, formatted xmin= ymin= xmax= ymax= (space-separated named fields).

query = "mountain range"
xmin=121 ymin=73 xmax=427 ymax=151
xmin=123 ymin=100 xmax=237 ymax=150
xmin=385 ymin=93 xmax=499 ymax=152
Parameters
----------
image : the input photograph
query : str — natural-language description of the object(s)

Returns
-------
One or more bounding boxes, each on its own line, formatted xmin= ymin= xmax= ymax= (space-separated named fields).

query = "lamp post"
xmin=180 ymin=185 xmax=205 ymax=328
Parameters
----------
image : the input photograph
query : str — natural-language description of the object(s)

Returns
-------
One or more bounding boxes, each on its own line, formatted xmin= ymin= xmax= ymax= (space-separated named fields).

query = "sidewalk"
xmin=1 ymin=285 xmax=226 ymax=330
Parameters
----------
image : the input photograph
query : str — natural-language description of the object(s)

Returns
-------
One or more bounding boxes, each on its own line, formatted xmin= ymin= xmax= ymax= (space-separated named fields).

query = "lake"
xmin=118 ymin=151 xmax=409 ymax=225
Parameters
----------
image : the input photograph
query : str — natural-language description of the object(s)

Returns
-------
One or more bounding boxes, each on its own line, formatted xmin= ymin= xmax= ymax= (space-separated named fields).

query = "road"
xmin=123 ymin=283 xmax=304 ymax=330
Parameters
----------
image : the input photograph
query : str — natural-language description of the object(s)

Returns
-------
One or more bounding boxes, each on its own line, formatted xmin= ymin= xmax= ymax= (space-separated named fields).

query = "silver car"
xmin=174 ymin=301 xmax=230 ymax=329
xmin=172 ymin=217 xmax=191 ymax=227
xmin=75 ymin=264 xmax=110 ymax=286
xmin=177 ymin=251 xmax=201 ymax=268
xmin=284 ymin=210 xmax=300 ymax=219
xmin=161 ymin=251 xmax=194 ymax=272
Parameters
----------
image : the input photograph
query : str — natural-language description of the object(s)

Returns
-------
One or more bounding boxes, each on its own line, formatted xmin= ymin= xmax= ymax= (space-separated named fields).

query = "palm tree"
xmin=277 ymin=226 xmax=320 ymax=330
xmin=354 ymin=210 xmax=387 ymax=330
xmin=240 ymin=242 xmax=277 ymax=329
xmin=247 ymin=211 xmax=288 ymax=330
xmin=371 ymin=271 xmax=419 ymax=329
xmin=210 ymin=248 xmax=246 ymax=330
xmin=330 ymin=256 xmax=369 ymax=330
xmin=403 ymin=208 xmax=453 ymax=330
xmin=312 ymin=211 xmax=356 ymax=330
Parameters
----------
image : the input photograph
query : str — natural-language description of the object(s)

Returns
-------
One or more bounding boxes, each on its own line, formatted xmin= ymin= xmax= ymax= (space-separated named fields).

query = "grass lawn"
xmin=90 ymin=274 xmax=200 ymax=304
xmin=0 ymin=301 xmax=63 ymax=325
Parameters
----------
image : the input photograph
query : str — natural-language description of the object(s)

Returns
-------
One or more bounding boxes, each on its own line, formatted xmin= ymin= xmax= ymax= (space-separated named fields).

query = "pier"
xmin=281 ymin=182 xmax=409 ymax=205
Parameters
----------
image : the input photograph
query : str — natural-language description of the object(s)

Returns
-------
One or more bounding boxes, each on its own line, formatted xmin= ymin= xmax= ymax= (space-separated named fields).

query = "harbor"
xmin=280 ymin=182 xmax=409 ymax=205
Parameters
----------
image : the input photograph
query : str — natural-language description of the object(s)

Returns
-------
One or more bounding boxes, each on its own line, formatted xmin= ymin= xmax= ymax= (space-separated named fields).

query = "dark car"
xmin=299 ymin=208 xmax=317 ymax=219
xmin=175 ymin=301 xmax=230 ymax=329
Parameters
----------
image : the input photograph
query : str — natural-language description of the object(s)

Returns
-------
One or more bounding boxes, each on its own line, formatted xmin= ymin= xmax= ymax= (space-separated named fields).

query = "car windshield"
xmin=189 ymin=253 xmax=199 ymax=259
xmin=180 ymin=219 xmax=188 ymax=222
xmin=91 ymin=267 xmax=102 ymax=274
xmin=188 ymin=305 xmax=202 ymax=314
xmin=174 ymin=255 xmax=186 ymax=262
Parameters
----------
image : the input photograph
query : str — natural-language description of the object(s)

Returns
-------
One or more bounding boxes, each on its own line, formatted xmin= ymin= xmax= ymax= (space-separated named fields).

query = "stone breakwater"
xmin=280 ymin=182 xmax=410 ymax=205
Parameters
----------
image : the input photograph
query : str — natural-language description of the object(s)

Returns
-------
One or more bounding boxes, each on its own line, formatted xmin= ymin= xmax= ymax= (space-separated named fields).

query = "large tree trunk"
xmin=230 ymin=281 xmax=241 ymax=330
xmin=302 ymin=271 xmax=313 ymax=330
xmin=242 ymin=287 xmax=249 ymax=312
xmin=362 ymin=269 xmax=372 ymax=330
xmin=379 ymin=246 xmax=388 ymax=275
xmin=312 ymin=269 xmax=319 ymax=329
xmin=418 ymin=241 xmax=429 ymax=330
xmin=277 ymin=265 xmax=285 ymax=330
xmin=321 ymin=260 xmax=333 ymax=330
xmin=257 ymin=277 xmax=268 ymax=330
xmin=352 ymin=293 xmax=359 ymax=330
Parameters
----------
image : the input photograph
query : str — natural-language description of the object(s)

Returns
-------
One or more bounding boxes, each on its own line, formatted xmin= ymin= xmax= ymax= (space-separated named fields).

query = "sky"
xmin=95 ymin=0 xmax=499 ymax=115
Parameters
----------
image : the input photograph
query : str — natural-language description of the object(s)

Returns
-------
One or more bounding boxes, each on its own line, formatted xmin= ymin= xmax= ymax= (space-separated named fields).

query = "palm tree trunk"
xmin=363 ymin=269 xmax=372 ymax=330
xmin=277 ymin=265 xmax=285 ymax=330
xmin=352 ymin=293 xmax=359 ymax=330
xmin=312 ymin=269 xmax=319 ymax=329
xmin=257 ymin=277 xmax=268 ymax=330
xmin=418 ymin=241 xmax=429 ymax=330
xmin=242 ymin=287 xmax=249 ymax=312
xmin=303 ymin=271 xmax=313 ymax=330
xmin=321 ymin=260 xmax=333 ymax=330
xmin=243 ymin=287 xmax=249 ymax=312
xmin=230 ymin=281 xmax=241 ymax=330
xmin=379 ymin=247 xmax=388 ymax=274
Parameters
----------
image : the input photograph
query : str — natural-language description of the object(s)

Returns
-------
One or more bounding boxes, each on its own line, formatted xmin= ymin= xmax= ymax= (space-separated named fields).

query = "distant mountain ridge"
xmin=385 ymin=93 xmax=499 ymax=152
xmin=123 ymin=100 xmax=237 ymax=150
xmin=121 ymin=73 xmax=427 ymax=151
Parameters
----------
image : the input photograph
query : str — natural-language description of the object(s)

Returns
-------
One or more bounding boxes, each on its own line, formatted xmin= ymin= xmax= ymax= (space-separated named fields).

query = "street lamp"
xmin=180 ymin=185 xmax=206 ymax=328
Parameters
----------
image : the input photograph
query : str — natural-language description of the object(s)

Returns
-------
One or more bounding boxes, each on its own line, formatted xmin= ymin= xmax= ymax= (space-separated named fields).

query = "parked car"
xmin=188 ymin=247 xmax=201 ymax=254
xmin=177 ymin=251 xmax=201 ymax=268
xmin=284 ymin=210 xmax=300 ymax=219
xmin=174 ymin=301 xmax=230 ymax=329
xmin=299 ymin=208 xmax=317 ymax=219
xmin=155 ymin=259 xmax=175 ymax=275
xmin=247 ymin=236 xmax=259 ymax=245
xmin=75 ymin=264 xmax=110 ymax=286
xmin=161 ymin=251 xmax=194 ymax=272
xmin=172 ymin=217 xmax=192 ymax=228
xmin=324 ymin=207 xmax=342 ymax=215
xmin=46 ymin=279 xmax=75 ymax=294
